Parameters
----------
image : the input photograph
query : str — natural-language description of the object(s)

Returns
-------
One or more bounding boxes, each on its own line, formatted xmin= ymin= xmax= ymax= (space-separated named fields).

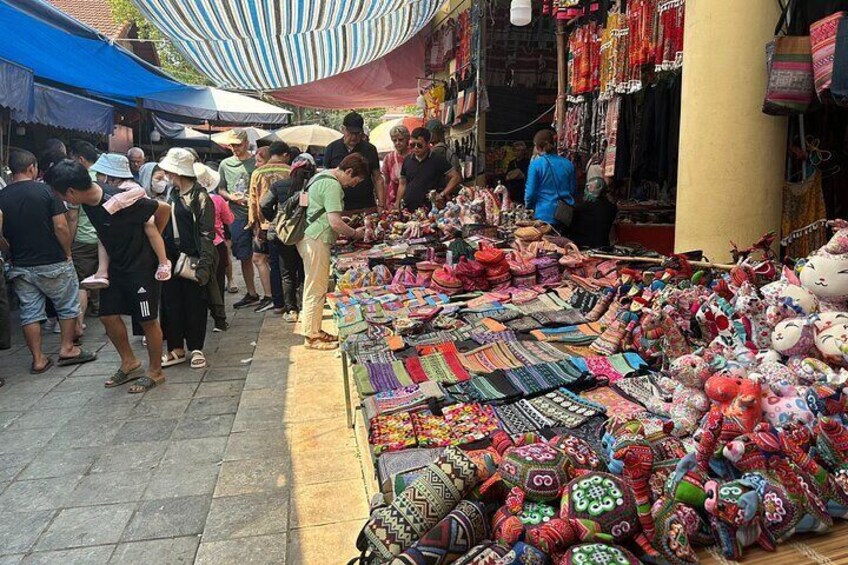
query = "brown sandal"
xmin=315 ymin=331 xmax=337 ymax=343
xmin=305 ymin=338 xmax=338 ymax=350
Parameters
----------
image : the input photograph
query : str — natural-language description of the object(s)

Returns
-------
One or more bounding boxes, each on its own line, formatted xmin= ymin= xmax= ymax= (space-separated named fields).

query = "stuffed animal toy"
xmin=555 ymin=543 xmax=641 ymax=565
xmin=760 ymin=378 xmax=816 ymax=428
xmin=704 ymin=376 xmax=763 ymax=434
xmin=702 ymin=476 xmax=776 ymax=559
xmin=640 ymin=355 xmax=710 ymax=438
xmin=799 ymin=223 xmax=848 ymax=312
xmin=814 ymin=416 xmax=848 ymax=494
xmin=777 ymin=421 xmax=848 ymax=518
xmin=483 ymin=432 xmax=581 ymax=546
xmin=761 ymin=279 xmax=819 ymax=327
xmin=733 ymin=282 xmax=771 ymax=349
xmin=771 ymin=317 xmax=816 ymax=357
xmin=526 ymin=471 xmax=698 ymax=565
xmin=720 ymin=425 xmax=832 ymax=531
xmin=814 ymin=321 xmax=848 ymax=366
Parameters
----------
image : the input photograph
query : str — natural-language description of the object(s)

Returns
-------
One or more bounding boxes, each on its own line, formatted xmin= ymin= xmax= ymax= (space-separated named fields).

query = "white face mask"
xmin=151 ymin=179 xmax=167 ymax=195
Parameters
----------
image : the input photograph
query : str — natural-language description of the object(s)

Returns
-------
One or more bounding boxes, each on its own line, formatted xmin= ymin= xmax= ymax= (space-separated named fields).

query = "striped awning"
xmin=129 ymin=0 xmax=444 ymax=90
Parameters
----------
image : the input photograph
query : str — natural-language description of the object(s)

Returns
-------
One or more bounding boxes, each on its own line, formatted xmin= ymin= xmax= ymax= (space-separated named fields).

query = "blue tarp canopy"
xmin=0 ymin=0 xmax=186 ymax=106
xmin=12 ymin=84 xmax=114 ymax=136
xmin=0 ymin=0 xmax=291 ymax=126
xmin=0 ymin=58 xmax=34 ymax=115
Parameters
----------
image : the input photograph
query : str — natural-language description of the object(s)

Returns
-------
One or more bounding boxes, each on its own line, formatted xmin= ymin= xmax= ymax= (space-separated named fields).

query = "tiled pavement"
xmin=0 ymin=294 xmax=369 ymax=564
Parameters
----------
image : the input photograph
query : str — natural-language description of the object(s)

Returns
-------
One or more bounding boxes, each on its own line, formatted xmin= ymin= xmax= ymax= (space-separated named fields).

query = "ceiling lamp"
xmin=511 ymin=0 xmax=532 ymax=26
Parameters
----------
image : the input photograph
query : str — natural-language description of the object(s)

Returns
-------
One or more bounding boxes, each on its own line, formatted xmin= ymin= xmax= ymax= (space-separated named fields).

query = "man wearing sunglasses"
xmin=396 ymin=127 xmax=461 ymax=212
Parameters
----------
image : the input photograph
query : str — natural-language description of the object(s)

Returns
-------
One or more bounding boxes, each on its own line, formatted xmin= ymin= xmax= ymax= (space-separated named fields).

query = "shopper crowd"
xmin=0 ymin=111 xmax=607 ymax=388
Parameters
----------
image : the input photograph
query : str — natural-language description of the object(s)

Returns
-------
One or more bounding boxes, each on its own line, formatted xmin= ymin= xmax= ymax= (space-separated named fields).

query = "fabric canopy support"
xmin=271 ymin=32 xmax=426 ymax=109
xmin=12 ymin=83 xmax=114 ymax=136
xmin=143 ymin=87 xmax=291 ymax=126
xmin=0 ymin=58 xmax=34 ymax=115
xmin=0 ymin=0 xmax=186 ymax=106
xmin=129 ymin=0 xmax=443 ymax=89
xmin=0 ymin=0 xmax=290 ymax=125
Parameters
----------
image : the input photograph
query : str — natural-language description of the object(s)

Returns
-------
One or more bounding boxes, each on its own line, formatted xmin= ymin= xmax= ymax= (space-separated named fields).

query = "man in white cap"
xmin=217 ymin=128 xmax=261 ymax=309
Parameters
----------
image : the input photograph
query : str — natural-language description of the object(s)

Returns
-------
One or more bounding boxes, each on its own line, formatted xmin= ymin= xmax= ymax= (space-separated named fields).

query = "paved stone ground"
xmin=0 ymin=291 xmax=368 ymax=564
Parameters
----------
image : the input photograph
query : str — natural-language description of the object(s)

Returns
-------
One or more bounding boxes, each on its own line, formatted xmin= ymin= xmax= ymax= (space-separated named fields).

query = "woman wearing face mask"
xmin=158 ymin=148 xmax=218 ymax=369
xmin=139 ymin=163 xmax=169 ymax=200
xmin=195 ymin=163 xmax=234 ymax=332
xmin=298 ymin=153 xmax=368 ymax=350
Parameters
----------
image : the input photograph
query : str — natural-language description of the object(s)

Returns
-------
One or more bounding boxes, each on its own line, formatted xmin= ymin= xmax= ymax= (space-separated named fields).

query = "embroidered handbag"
xmin=811 ymin=11 xmax=847 ymax=98
xmin=455 ymin=256 xmax=488 ymax=291
xmin=392 ymin=265 xmax=418 ymax=288
xmin=508 ymin=252 xmax=537 ymax=288
xmin=474 ymin=242 xmax=505 ymax=266
xmin=763 ymin=1 xmax=815 ymax=115
xmin=416 ymin=249 xmax=441 ymax=288
xmin=533 ymin=254 xmax=562 ymax=285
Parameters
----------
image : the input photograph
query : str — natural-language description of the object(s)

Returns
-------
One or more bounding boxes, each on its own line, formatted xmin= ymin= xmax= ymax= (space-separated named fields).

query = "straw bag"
xmin=763 ymin=0 xmax=815 ymax=115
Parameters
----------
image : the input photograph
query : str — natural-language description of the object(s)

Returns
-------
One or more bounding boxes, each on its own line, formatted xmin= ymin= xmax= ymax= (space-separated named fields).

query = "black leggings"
xmin=162 ymin=277 xmax=208 ymax=352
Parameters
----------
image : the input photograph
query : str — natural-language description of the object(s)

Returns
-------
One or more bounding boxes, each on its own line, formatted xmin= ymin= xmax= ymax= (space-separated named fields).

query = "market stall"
xmin=329 ymin=169 xmax=848 ymax=563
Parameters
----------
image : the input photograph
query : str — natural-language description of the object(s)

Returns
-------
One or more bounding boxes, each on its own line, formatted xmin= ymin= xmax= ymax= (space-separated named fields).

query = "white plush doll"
xmin=815 ymin=322 xmax=848 ymax=366
xmin=799 ymin=222 xmax=848 ymax=311
xmin=771 ymin=317 xmax=816 ymax=357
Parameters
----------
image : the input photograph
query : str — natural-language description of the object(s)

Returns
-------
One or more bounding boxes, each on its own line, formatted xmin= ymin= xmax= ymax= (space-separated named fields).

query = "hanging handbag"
xmin=763 ymin=0 xmax=815 ymax=115
xmin=171 ymin=199 xmax=200 ymax=282
xmin=811 ymin=11 xmax=847 ymax=99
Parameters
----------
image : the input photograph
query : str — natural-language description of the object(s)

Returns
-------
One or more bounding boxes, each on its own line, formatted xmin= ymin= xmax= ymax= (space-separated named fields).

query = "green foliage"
xmin=108 ymin=0 xmax=211 ymax=85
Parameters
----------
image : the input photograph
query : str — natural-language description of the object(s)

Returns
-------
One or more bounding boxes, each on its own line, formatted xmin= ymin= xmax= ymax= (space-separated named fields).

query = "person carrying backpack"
xmin=261 ymin=154 xmax=316 ymax=321
xmin=282 ymin=153 xmax=366 ymax=350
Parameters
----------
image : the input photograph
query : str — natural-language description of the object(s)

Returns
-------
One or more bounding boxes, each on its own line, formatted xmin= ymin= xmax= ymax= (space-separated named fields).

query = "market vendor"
xmin=525 ymin=129 xmax=576 ymax=228
xmin=396 ymin=127 xmax=462 ymax=212
xmin=505 ymin=141 xmax=530 ymax=203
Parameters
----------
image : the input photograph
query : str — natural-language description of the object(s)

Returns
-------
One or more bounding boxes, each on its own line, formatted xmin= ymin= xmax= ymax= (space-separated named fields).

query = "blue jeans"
xmin=9 ymin=260 xmax=80 ymax=326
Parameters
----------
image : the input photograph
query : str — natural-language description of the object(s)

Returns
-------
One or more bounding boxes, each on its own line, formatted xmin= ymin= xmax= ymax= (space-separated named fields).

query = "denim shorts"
xmin=9 ymin=260 xmax=80 ymax=326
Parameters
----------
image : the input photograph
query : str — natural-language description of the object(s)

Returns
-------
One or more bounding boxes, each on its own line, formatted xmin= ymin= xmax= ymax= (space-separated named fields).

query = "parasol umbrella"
xmin=267 ymin=124 xmax=342 ymax=149
xmin=212 ymin=126 xmax=270 ymax=148
xmin=369 ymin=116 xmax=424 ymax=154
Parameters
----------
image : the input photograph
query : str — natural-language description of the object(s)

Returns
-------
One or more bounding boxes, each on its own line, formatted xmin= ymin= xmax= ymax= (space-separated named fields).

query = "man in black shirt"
xmin=322 ymin=112 xmax=385 ymax=211
xmin=0 ymin=150 xmax=94 ymax=373
xmin=46 ymin=160 xmax=171 ymax=393
xmin=505 ymin=141 xmax=531 ymax=203
xmin=396 ymin=127 xmax=462 ymax=211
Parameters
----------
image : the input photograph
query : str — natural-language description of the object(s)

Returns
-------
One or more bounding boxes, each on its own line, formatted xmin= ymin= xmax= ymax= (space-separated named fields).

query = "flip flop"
xmin=104 ymin=365 xmax=144 ymax=388
xmin=81 ymin=275 xmax=110 ymax=290
xmin=128 ymin=375 xmax=164 ymax=394
xmin=162 ymin=351 xmax=187 ymax=367
xmin=57 ymin=349 xmax=97 ymax=366
xmin=30 ymin=358 xmax=53 ymax=374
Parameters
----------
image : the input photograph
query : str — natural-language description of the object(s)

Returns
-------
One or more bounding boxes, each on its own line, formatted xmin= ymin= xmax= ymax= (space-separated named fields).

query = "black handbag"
xmin=542 ymin=155 xmax=574 ymax=228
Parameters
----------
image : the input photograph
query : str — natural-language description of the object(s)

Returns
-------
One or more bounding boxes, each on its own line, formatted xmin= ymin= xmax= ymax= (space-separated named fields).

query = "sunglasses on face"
xmin=410 ymin=141 xmax=427 ymax=148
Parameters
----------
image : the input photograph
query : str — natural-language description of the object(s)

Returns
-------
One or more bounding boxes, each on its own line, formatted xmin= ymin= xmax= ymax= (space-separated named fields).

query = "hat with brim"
xmin=91 ymin=153 xmax=133 ymax=179
xmin=159 ymin=148 xmax=197 ymax=177
xmin=215 ymin=128 xmax=249 ymax=146
xmin=193 ymin=162 xmax=221 ymax=191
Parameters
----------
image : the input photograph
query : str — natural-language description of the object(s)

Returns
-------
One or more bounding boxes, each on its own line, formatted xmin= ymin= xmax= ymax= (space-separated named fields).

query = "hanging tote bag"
xmin=763 ymin=0 xmax=815 ymax=115
xmin=810 ymin=11 xmax=847 ymax=99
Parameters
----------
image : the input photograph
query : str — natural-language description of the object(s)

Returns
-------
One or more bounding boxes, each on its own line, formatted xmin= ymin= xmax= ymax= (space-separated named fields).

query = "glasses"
xmin=410 ymin=142 xmax=426 ymax=148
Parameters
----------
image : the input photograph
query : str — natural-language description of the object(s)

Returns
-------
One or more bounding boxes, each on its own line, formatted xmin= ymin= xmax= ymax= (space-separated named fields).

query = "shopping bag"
xmin=763 ymin=1 xmax=815 ymax=115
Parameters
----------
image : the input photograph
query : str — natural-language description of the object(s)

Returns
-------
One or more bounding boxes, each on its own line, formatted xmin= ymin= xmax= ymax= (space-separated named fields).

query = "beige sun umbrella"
xmin=211 ymin=126 xmax=270 ymax=147
xmin=267 ymin=124 xmax=342 ymax=149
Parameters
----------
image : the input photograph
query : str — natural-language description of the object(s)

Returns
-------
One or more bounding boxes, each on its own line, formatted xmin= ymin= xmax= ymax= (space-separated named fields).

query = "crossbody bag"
xmin=541 ymin=155 xmax=574 ymax=227
xmin=171 ymin=194 xmax=200 ymax=281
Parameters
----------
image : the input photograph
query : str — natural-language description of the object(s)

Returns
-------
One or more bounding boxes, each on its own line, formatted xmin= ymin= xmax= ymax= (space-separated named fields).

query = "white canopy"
xmin=268 ymin=124 xmax=342 ymax=149
xmin=144 ymin=86 xmax=292 ymax=127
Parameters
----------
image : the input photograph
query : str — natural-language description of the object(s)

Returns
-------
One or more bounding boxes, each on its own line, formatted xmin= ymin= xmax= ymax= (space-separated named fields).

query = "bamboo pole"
xmin=585 ymin=252 xmax=736 ymax=271
xmin=555 ymin=18 xmax=567 ymax=150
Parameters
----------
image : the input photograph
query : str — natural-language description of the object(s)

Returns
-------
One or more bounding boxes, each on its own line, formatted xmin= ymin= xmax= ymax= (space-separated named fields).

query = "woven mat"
xmin=699 ymin=522 xmax=848 ymax=564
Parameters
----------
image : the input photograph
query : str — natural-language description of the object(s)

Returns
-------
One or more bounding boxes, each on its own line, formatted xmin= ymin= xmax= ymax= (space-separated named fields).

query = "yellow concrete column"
xmin=674 ymin=0 xmax=787 ymax=261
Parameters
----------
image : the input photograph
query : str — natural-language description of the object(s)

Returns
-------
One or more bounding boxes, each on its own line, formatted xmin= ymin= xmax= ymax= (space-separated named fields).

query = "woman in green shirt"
xmin=298 ymin=153 xmax=368 ymax=350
